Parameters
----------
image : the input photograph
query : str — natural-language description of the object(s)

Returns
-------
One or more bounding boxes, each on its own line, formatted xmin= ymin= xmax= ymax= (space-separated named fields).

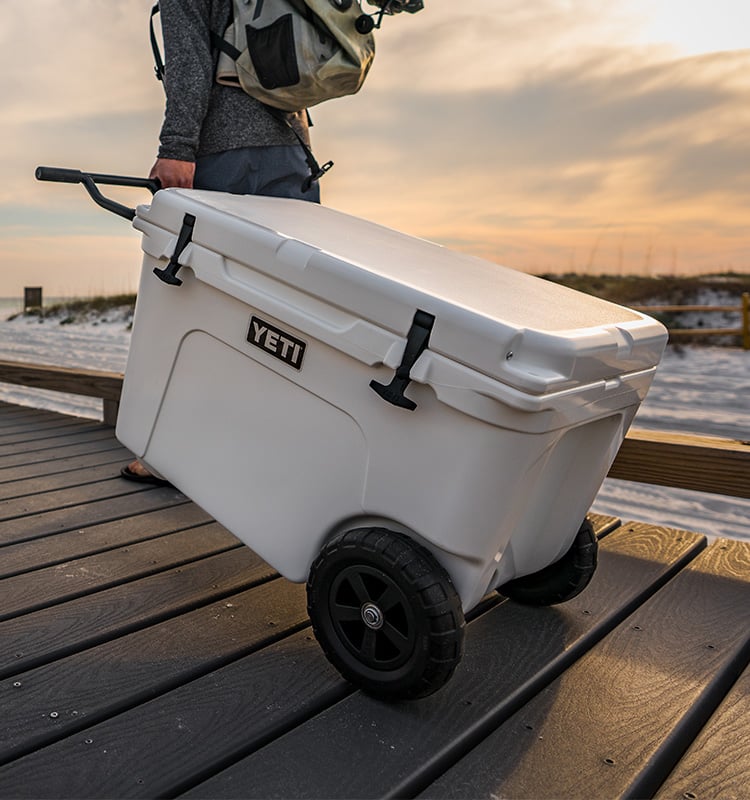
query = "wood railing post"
xmin=102 ymin=399 xmax=120 ymax=427
xmin=632 ymin=296 xmax=750 ymax=346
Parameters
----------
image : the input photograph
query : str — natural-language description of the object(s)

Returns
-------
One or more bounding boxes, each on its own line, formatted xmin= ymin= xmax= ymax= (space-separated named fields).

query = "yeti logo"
xmin=247 ymin=316 xmax=306 ymax=370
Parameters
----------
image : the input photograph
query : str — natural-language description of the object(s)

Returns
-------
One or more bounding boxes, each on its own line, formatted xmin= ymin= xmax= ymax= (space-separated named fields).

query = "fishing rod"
xmin=355 ymin=0 xmax=424 ymax=34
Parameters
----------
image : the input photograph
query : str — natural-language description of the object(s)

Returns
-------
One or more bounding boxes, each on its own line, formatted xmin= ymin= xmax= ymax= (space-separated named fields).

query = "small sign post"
xmin=24 ymin=287 xmax=43 ymax=312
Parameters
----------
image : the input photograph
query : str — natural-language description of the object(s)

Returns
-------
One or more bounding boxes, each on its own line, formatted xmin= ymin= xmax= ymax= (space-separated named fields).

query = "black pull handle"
xmin=35 ymin=166 xmax=160 ymax=220
xmin=370 ymin=310 xmax=435 ymax=411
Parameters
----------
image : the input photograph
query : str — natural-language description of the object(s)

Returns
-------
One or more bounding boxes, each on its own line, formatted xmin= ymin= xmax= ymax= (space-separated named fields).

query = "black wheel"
xmin=307 ymin=528 xmax=465 ymax=700
xmin=499 ymin=518 xmax=598 ymax=606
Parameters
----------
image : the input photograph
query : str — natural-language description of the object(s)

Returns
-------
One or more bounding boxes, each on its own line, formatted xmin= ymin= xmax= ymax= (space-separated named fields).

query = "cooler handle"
xmin=35 ymin=166 xmax=160 ymax=221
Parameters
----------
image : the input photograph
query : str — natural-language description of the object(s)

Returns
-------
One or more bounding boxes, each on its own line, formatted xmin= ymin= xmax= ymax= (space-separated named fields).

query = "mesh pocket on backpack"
xmin=245 ymin=15 xmax=300 ymax=90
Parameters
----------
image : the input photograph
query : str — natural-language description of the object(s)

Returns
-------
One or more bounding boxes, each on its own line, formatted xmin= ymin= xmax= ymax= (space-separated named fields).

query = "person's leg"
xmin=195 ymin=146 xmax=321 ymax=202
xmin=193 ymin=149 xmax=263 ymax=193
xmin=255 ymin=145 xmax=321 ymax=203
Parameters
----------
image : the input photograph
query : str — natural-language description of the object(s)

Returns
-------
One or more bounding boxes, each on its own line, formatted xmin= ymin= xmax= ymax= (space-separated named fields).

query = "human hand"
xmin=149 ymin=158 xmax=195 ymax=189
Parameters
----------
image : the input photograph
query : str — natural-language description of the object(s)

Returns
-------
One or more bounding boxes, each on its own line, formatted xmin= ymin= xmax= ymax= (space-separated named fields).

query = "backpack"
xmin=213 ymin=0 xmax=377 ymax=112
xmin=149 ymin=1 xmax=420 ymax=189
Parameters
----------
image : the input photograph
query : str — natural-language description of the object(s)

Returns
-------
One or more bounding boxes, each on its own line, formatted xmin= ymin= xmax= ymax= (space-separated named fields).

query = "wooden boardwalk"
xmin=0 ymin=400 xmax=748 ymax=799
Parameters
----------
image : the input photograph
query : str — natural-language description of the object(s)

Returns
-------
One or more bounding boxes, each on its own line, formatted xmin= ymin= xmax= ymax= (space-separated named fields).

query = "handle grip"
xmin=35 ymin=166 xmax=85 ymax=184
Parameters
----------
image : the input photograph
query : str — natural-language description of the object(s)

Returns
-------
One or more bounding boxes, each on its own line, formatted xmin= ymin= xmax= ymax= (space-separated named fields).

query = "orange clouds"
xmin=0 ymin=0 xmax=747 ymax=297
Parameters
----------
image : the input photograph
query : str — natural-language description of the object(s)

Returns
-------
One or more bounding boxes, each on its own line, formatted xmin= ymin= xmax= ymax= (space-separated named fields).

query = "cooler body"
xmin=117 ymin=189 xmax=667 ymax=611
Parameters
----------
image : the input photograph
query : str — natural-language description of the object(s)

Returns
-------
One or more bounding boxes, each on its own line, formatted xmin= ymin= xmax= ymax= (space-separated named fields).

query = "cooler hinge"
xmin=154 ymin=213 xmax=196 ymax=286
xmin=370 ymin=309 xmax=435 ymax=411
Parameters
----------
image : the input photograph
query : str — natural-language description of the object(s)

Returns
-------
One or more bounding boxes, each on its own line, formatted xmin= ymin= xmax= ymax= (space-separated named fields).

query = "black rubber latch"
xmin=370 ymin=309 xmax=435 ymax=410
xmin=153 ymin=213 xmax=196 ymax=286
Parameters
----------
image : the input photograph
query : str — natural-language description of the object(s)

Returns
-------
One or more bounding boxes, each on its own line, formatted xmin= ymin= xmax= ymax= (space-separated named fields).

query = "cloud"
xmin=311 ymin=42 xmax=749 ymax=275
xmin=0 ymin=0 xmax=160 ymax=123
xmin=316 ymin=48 xmax=748 ymax=209
xmin=0 ymin=0 xmax=747 ymax=291
xmin=1 ymin=1 xmax=164 ymax=208
xmin=369 ymin=0 xmax=651 ymax=91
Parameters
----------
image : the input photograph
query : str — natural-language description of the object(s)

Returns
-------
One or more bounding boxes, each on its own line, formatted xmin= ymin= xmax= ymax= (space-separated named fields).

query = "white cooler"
xmin=117 ymin=188 xmax=667 ymax=698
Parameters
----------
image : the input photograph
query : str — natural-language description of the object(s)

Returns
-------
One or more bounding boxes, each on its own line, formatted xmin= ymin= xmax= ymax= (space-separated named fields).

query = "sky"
xmin=1 ymin=0 xmax=748 ymax=297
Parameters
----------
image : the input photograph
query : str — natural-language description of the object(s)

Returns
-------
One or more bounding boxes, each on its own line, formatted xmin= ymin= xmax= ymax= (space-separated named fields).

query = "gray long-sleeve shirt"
xmin=157 ymin=0 xmax=309 ymax=161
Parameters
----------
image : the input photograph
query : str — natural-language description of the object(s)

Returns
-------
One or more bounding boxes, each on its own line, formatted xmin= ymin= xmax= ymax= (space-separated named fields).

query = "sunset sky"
xmin=1 ymin=0 xmax=748 ymax=297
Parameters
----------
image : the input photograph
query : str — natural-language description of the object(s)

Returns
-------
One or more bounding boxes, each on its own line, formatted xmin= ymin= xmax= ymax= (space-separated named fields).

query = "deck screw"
xmin=505 ymin=351 xmax=514 ymax=360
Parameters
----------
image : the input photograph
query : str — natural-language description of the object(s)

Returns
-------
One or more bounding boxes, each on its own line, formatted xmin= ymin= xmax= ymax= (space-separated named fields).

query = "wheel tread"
xmin=499 ymin=519 xmax=598 ymax=606
xmin=307 ymin=527 xmax=465 ymax=700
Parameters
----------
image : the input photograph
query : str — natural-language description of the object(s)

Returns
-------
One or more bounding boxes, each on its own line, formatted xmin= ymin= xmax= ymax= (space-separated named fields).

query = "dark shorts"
xmin=194 ymin=145 xmax=321 ymax=203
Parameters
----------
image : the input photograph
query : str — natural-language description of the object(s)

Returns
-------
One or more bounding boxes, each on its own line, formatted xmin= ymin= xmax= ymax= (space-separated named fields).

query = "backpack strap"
xmin=210 ymin=29 xmax=241 ymax=62
xmin=149 ymin=3 xmax=166 ymax=83
xmin=262 ymin=106 xmax=334 ymax=193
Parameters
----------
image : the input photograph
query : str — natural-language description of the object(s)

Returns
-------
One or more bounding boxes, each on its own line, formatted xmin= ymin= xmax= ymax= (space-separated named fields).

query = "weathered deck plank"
xmin=0 ymin=580 xmax=308 ymax=766
xmin=0 ymin=446 xmax=130 ymax=487
xmin=0 ymin=435 xmax=127 ymax=471
xmin=421 ymin=539 xmax=750 ymax=800
xmin=0 ymin=524 xmax=242 ymax=621
xmin=0 ymin=459 xmax=136 ymax=501
xmin=0 ymin=487 xmax=189 ymax=546
xmin=0 ymin=404 xmax=746 ymax=800
xmin=0 ymin=503 xmax=213 ymax=579
xmin=655 ymin=663 xmax=750 ymax=800
xmin=0 ymin=547 xmax=274 ymax=679
xmin=0 ymin=631 xmax=348 ymax=799
xmin=179 ymin=524 xmax=706 ymax=800
xmin=0 ymin=425 xmax=115 ymax=458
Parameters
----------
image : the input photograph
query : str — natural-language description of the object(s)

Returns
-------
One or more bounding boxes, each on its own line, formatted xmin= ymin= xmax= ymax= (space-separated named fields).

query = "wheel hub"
xmin=361 ymin=602 xmax=384 ymax=630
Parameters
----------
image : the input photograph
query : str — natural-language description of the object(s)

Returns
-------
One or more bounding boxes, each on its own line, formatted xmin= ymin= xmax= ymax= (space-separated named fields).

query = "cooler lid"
xmin=135 ymin=189 xmax=667 ymax=395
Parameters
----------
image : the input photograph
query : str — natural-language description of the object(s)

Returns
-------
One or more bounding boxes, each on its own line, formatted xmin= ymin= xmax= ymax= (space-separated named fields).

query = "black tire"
xmin=307 ymin=528 xmax=465 ymax=700
xmin=499 ymin=518 xmax=598 ymax=606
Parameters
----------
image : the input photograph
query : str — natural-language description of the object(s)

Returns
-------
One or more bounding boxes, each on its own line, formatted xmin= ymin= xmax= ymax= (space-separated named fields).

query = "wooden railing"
xmin=1 ymin=358 xmax=748 ymax=499
xmin=610 ymin=429 xmax=749 ymax=499
xmin=632 ymin=292 xmax=750 ymax=349
xmin=0 ymin=359 xmax=123 ymax=426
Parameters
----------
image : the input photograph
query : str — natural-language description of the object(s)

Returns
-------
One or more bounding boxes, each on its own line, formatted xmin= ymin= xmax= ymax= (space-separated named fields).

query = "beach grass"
xmin=539 ymin=272 xmax=750 ymax=305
